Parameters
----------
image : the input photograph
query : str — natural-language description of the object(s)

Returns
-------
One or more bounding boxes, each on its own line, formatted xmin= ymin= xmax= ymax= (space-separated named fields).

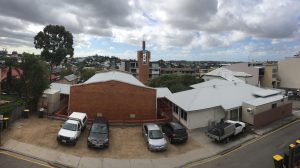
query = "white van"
xmin=57 ymin=112 xmax=88 ymax=145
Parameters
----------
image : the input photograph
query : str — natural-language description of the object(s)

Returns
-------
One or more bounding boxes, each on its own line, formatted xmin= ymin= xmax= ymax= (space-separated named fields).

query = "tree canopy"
xmin=34 ymin=25 xmax=74 ymax=67
xmin=20 ymin=53 xmax=49 ymax=110
xmin=147 ymin=74 xmax=204 ymax=93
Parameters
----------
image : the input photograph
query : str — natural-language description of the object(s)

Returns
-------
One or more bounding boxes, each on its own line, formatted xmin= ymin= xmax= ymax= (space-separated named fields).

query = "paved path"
xmin=188 ymin=119 xmax=300 ymax=168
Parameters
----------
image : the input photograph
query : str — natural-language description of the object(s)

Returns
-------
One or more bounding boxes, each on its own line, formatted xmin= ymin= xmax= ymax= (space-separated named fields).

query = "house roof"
xmin=43 ymin=88 xmax=60 ymax=95
xmin=64 ymin=74 xmax=77 ymax=82
xmin=50 ymin=83 xmax=71 ymax=95
xmin=156 ymin=87 xmax=172 ymax=98
xmin=252 ymin=89 xmax=281 ymax=97
xmin=204 ymin=67 xmax=252 ymax=83
xmin=84 ymin=71 xmax=145 ymax=87
xmin=244 ymin=95 xmax=284 ymax=106
xmin=166 ymin=79 xmax=272 ymax=112
xmin=1 ymin=67 xmax=23 ymax=81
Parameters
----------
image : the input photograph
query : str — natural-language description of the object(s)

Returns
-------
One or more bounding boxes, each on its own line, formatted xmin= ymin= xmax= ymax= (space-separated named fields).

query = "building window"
xmin=180 ymin=109 xmax=187 ymax=121
xmin=272 ymin=103 xmax=277 ymax=108
xmin=173 ymin=104 xmax=179 ymax=115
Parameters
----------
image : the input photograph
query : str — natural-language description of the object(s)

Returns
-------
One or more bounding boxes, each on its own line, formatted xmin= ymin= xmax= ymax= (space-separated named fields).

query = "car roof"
xmin=69 ymin=112 xmax=87 ymax=120
xmin=144 ymin=123 xmax=160 ymax=130
xmin=66 ymin=119 xmax=79 ymax=125
xmin=169 ymin=122 xmax=184 ymax=130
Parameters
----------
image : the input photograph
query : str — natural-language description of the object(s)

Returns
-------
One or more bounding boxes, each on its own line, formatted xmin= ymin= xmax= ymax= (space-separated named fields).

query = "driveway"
xmin=2 ymin=117 xmax=200 ymax=159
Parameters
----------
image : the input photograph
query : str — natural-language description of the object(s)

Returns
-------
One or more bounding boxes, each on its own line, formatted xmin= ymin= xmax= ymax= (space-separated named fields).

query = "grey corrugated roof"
xmin=50 ymin=83 xmax=71 ymax=95
xmin=64 ymin=74 xmax=77 ymax=82
xmin=167 ymin=79 xmax=276 ymax=112
xmin=244 ymin=95 xmax=284 ymax=106
xmin=84 ymin=71 xmax=145 ymax=87
xmin=156 ymin=87 xmax=172 ymax=98
xmin=204 ymin=68 xmax=252 ymax=82
xmin=252 ymin=89 xmax=281 ymax=97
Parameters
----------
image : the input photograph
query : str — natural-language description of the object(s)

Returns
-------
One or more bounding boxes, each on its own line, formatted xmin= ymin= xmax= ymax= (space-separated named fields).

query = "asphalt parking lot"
xmin=2 ymin=117 xmax=201 ymax=159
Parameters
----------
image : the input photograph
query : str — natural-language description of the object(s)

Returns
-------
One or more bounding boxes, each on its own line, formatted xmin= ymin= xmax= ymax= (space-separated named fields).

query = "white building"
xmin=278 ymin=53 xmax=300 ymax=91
xmin=166 ymin=80 xmax=291 ymax=129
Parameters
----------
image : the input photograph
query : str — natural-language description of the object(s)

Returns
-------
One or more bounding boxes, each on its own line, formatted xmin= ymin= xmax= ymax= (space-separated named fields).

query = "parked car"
xmin=57 ymin=112 xmax=88 ymax=145
xmin=87 ymin=117 xmax=109 ymax=148
xmin=287 ymin=91 xmax=294 ymax=97
xmin=68 ymin=112 xmax=88 ymax=130
xmin=142 ymin=123 xmax=167 ymax=151
xmin=162 ymin=122 xmax=188 ymax=144
xmin=206 ymin=120 xmax=246 ymax=143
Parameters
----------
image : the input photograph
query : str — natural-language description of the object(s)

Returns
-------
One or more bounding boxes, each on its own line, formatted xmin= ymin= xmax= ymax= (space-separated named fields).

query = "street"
xmin=189 ymin=120 xmax=300 ymax=168
xmin=0 ymin=151 xmax=53 ymax=168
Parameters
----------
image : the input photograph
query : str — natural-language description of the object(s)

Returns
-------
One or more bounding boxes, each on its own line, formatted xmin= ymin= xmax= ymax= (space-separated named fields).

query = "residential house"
xmin=166 ymin=79 xmax=291 ymax=129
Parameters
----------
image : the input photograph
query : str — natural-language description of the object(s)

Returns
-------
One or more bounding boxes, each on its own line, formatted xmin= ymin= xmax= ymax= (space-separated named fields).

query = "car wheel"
xmin=169 ymin=137 xmax=173 ymax=144
xmin=73 ymin=139 xmax=77 ymax=146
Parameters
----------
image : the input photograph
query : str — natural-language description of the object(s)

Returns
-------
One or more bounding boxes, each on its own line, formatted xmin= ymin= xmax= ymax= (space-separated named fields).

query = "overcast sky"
xmin=0 ymin=0 xmax=300 ymax=61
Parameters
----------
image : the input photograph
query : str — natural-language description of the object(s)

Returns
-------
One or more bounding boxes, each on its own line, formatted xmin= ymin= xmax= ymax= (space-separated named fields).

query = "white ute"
xmin=225 ymin=120 xmax=246 ymax=135
xmin=57 ymin=112 xmax=88 ymax=145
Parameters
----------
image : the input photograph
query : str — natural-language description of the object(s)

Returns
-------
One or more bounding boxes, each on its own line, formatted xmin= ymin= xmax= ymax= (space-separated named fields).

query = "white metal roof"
xmin=84 ymin=71 xmax=145 ymax=87
xmin=244 ymin=95 xmax=284 ymax=106
xmin=204 ymin=68 xmax=252 ymax=83
xmin=252 ymin=89 xmax=281 ymax=97
xmin=156 ymin=87 xmax=172 ymax=98
xmin=64 ymin=74 xmax=77 ymax=82
xmin=50 ymin=83 xmax=71 ymax=95
xmin=43 ymin=88 xmax=60 ymax=95
xmin=166 ymin=79 xmax=274 ymax=112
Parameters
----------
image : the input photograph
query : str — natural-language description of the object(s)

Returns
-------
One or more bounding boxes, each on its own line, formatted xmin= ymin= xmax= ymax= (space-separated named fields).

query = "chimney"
xmin=142 ymin=41 xmax=145 ymax=50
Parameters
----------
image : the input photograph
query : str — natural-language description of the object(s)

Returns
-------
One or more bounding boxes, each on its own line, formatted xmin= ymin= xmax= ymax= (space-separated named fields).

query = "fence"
xmin=7 ymin=105 xmax=25 ymax=125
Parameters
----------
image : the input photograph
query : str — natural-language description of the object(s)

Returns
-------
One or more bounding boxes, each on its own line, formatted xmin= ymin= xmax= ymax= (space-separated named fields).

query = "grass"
xmin=0 ymin=94 xmax=25 ymax=117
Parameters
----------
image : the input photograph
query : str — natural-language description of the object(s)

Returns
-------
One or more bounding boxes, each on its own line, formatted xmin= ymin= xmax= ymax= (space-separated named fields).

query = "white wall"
xmin=242 ymin=103 xmax=256 ymax=125
xmin=278 ymin=57 xmax=300 ymax=89
xmin=187 ymin=106 xmax=225 ymax=129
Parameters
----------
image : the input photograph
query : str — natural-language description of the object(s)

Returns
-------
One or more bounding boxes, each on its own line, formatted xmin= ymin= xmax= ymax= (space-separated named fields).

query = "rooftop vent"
xmin=213 ymin=85 xmax=216 ymax=88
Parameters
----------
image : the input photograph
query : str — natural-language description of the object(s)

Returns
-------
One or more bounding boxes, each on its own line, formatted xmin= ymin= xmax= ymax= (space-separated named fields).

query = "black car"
xmin=162 ymin=122 xmax=188 ymax=144
xmin=87 ymin=117 xmax=109 ymax=148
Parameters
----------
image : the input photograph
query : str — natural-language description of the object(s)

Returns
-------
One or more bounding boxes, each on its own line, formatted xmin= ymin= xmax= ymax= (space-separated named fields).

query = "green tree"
xmin=147 ymin=74 xmax=204 ymax=93
xmin=20 ymin=53 xmax=49 ymax=111
xmin=80 ymin=69 xmax=96 ymax=82
xmin=34 ymin=25 xmax=74 ymax=81
xmin=3 ymin=57 xmax=19 ymax=94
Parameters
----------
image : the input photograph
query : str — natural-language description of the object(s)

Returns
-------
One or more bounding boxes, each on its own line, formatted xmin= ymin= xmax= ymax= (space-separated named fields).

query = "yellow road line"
xmin=0 ymin=151 xmax=54 ymax=168
xmin=184 ymin=119 xmax=300 ymax=168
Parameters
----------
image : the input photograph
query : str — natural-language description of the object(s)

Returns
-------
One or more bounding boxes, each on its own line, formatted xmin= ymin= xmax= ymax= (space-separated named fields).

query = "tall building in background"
xmin=137 ymin=41 xmax=150 ymax=84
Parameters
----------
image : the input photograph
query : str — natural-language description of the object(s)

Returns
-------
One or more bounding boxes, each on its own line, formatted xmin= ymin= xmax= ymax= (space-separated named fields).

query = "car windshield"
xmin=149 ymin=130 xmax=163 ymax=139
xmin=62 ymin=123 xmax=77 ymax=131
xmin=91 ymin=123 xmax=107 ymax=134
xmin=174 ymin=128 xmax=186 ymax=134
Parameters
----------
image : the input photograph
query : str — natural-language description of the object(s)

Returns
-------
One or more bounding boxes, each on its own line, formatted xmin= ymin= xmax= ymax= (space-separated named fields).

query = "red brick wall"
xmin=137 ymin=51 xmax=150 ymax=84
xmin=69 ymin=81 xmax=157 ymax=121
xmin=157 ymin=98 xmax=172 ymax=121
xmin=253 ymin=103 xmax=292 ymax=128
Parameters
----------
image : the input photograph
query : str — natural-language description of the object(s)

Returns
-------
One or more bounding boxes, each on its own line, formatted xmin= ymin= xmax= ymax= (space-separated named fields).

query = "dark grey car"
xmin=87 ymin=117 xmax=109 ymax=148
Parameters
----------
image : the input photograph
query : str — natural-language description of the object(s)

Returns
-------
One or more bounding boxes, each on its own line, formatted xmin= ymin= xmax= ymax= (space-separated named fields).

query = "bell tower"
xmin=137 ymin=41 xmax=150 ymax=84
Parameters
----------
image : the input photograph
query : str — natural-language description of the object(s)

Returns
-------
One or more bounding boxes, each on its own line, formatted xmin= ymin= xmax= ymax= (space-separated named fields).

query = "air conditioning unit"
xmin=247 ymin=108 xmax=252 ymax=113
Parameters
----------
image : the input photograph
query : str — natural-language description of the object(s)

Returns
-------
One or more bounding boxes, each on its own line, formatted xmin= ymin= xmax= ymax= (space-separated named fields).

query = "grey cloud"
xmin=166 ymin=0 xmax=218 ymax=29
